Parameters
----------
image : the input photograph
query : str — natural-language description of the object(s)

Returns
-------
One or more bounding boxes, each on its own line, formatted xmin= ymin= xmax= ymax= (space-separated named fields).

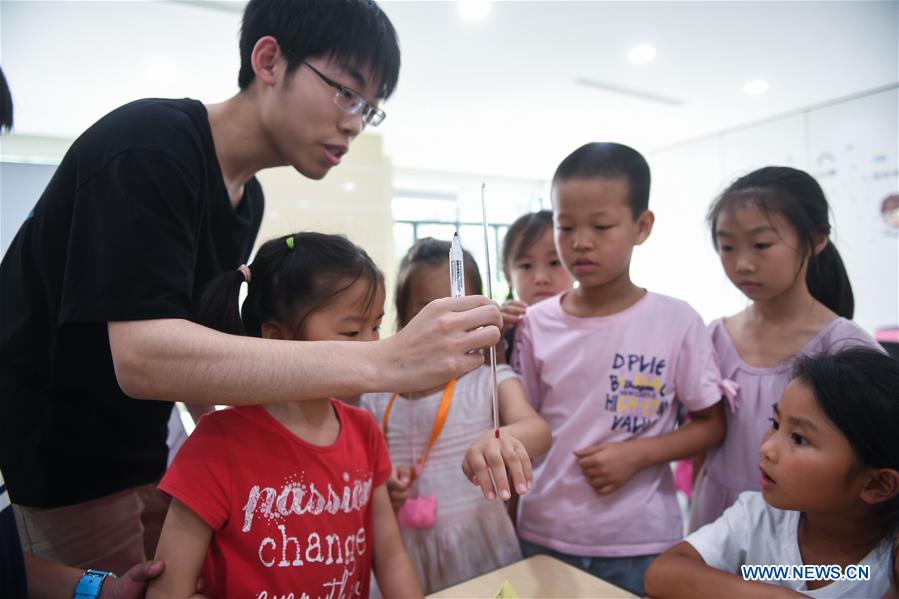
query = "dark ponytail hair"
xmin=196 ymin=232 xmax=383 ymax=339
xmin=501 ymin=210 xmax=554 ymax=300
xmin=394 ymin=237 xmax=482 ymax=330
xmin=793 ymin=347 xmax=899 ymax=538
xmin=708 ymin=166 xmax=854 ymax=318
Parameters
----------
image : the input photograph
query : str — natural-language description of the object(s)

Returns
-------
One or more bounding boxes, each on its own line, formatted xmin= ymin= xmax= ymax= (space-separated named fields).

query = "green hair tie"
xmin=286 ymin=236 xmax=295 ymax=251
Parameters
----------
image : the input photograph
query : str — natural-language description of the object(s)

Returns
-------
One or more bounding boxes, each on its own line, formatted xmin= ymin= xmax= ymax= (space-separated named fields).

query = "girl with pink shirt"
xmin=690 ymin=166 xmax=882 ymax=532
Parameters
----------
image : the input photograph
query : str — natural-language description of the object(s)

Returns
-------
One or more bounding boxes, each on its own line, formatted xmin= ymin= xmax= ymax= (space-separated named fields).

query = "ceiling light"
xmin=743 ymin=79 xmax=769 ymax=95
xmin=627 ymin=45 xmax=656 ymax=65
xmin=459 ymin=1 xmax=491 ymax=22
xmin=342 ymin=181 xmax=356 ymax=192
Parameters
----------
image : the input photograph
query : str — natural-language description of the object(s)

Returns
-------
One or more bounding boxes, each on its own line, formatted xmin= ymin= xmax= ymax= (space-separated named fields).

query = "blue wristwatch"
xmin=73 ymin=569 xmax=115 ymax=599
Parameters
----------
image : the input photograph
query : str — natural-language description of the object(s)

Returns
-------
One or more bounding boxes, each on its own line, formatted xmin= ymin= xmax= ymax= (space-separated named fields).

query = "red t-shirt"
xmin=159 ymin=400 xmax=392 ymax=599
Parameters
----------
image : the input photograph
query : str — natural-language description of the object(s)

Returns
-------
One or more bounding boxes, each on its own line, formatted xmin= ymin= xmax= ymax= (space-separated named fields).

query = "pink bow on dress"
xmin=719 ymin=379 xmax=740 ymax=413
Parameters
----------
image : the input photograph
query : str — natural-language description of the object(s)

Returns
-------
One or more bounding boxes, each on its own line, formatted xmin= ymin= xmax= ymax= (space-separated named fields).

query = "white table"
xmin=429 ymin=555 xmax=639 ymax=598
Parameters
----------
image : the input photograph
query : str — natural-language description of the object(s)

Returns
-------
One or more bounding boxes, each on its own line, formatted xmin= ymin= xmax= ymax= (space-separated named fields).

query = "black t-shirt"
xmin=0 ymin=98 xmax=264 ymax=508
xmin=0 ymin=472 xmax=26 ymax=598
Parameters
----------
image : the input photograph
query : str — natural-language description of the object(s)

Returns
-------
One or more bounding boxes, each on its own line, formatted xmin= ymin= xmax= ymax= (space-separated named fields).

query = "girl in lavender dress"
xmin=689 ymin=166 xmax=882 ymax=531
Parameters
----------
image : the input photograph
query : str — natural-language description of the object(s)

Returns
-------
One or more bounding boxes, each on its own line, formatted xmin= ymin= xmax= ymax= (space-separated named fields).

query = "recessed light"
xmin=342 ymin=181 xmax=356 ymax=192
xmin=743 ymin=79 xmax=769 ymax=95
xmin=459 ymin=1 xmax=491 ymax=22
xmin=627 ymin=45 xmax=656 ymax=65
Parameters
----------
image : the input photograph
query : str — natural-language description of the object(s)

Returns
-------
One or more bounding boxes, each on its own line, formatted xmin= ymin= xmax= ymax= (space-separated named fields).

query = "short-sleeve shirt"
xmin=513 ymin=291 xmax=722 ymax=557
xmin=361 ymin=365 xmax=521 ymax=521
xmin=159 ymin=400 xmax=392 ymax=599
xmin=0 ymin=470 xmax=26 ymax=598
xmin=704 ymin=317 xmax=882 ymax=494
xmin=687 ymin=491 xmax=892 ymax=598
xmin=0 ymin=98 xmax=263 ymax=508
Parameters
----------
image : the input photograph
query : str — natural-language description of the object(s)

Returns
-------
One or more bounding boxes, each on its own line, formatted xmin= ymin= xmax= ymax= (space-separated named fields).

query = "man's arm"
xmin=23 ymin=554 xmax=189 ymax=599
xmin=109 ymin=296 xmax=501 ymax=406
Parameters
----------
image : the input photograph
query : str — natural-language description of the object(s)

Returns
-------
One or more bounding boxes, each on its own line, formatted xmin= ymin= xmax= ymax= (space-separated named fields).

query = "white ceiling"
xmin=2 ymin=0 xmax=896 ymax=179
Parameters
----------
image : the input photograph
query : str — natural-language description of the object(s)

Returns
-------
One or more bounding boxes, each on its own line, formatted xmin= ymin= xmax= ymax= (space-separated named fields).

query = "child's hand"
xmin=462 ymin=430 xmax=533 ymax=501
xmin=386 ymin=466 xmax=412 ymax=512
xmin=574 ymin=442 xmax=645 ymax=495
xmin=499 ymin=299 xmax=528 ymax=334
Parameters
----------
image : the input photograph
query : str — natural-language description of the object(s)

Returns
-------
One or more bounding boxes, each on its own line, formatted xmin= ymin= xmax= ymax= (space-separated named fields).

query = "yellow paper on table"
xmin=493 ymin=579 xmax=520 ymax=599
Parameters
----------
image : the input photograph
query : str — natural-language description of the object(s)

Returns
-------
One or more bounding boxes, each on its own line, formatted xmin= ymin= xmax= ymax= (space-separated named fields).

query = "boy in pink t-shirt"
xmin=512 ymin=143 xmax=726 ymax=596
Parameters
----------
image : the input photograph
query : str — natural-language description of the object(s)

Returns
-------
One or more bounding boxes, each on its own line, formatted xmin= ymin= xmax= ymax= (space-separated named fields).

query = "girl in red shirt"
xmin=148 ymin=233 xmax=422 ymax=599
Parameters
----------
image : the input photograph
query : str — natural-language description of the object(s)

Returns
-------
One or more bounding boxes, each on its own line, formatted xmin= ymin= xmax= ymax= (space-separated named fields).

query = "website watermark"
xmin=741 ymin=564 xmax=870 ymax=582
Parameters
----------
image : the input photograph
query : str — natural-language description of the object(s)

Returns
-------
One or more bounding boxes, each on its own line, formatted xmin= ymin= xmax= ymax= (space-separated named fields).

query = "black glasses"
xmin=303 ymin=62 xmax=386 ymax=127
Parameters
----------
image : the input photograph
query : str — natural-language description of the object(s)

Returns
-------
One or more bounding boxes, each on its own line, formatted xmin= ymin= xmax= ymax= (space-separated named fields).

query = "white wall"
xmin=255 ymin=134 xmax=398 ymax=330
xmin=3 ymin=89 xmax=896 ymax=337
xmin=0 ymin=161 xmax=55 ymax=254
xmin=0 ymin=132 xmax=398 ymax=329
xmin=643 ymin=86 xmax=899 ymax=334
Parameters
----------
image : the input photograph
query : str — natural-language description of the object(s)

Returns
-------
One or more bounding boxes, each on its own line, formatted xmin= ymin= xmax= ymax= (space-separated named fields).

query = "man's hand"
xmin=100 ymin=560 xmax=207 ymax=599
xmin=99 ymin=561 xmax=164 ymax=599
xmin=381 ymin=296 xmax=501 ymax=393
xmin=574 ymin=441 xmax=645 ymax=495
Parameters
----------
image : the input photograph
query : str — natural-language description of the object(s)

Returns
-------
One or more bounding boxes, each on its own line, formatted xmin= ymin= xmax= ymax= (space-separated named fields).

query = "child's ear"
xmin=860 ymin=468 xmax=899 ymax=506
xmin=634 ymin=209 xmax=655 ymax=246
xmin=260 ymin=321 xmax=287 ymax=340
xmin=812 ymin=234 xmax=829 ymax=257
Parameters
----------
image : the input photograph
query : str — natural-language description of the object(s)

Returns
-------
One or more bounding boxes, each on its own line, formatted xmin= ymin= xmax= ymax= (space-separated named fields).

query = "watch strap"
xmin=73 ymin=569 xmax=115 ymax=599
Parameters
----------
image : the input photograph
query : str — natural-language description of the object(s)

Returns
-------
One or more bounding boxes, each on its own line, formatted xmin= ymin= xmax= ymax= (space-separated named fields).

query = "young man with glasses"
xmin=0 ymin=0 xmax=501 ymax=589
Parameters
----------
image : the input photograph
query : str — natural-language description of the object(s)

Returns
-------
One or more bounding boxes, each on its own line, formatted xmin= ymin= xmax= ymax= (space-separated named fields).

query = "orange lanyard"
xmin=381 ymin=379 xmax=456 ymax=483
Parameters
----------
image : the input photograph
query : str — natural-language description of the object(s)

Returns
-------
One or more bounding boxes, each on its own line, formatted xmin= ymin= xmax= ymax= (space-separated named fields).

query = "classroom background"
xmin=2 ymin=0 xmax=896 ymax=340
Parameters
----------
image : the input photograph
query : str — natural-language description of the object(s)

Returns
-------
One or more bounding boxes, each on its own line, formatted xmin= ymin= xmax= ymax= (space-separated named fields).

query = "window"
xmin=391 ymin=183 xmax=546 ymax=300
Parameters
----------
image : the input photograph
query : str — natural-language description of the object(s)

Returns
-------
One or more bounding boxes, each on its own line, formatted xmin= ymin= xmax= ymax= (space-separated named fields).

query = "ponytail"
xmin=808 ymin=241 xmax=854 ymax=319
xmin=195 ymin=270 xmax=247 ymax=335
xmin=194 ymin=232 xmax=383 ymax=340
xmin=709 ymin=166 xmax=856 ymax=317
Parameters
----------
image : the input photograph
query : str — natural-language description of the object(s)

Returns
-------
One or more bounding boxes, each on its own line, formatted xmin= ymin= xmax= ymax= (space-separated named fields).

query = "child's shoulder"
xmin=332 ymin=399 xmax=381 ymax=434
xmin=817 ymin=317 xmax=880 ymax=351
xmin=457 ymin=363 xmax=518 ymax=390
xmin=193 ymin=405 xmax=255 ymax=431
xmin=645 ymin=291 xmax=705 ymax=320
xmin=726 ymin=491 xmax=793 ymax=530
xmin=626 ymin=292 xmax=710 ymax=339
xmin=524 ymin=294 xmax=564 ymax=321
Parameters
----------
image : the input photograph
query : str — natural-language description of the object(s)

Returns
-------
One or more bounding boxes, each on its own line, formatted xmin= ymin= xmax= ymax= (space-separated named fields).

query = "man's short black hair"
xmin=552 ymin=142 xmax=651 ymax=218
xmin=238 ymin=0 xmax=400 ymax=99
xmin=0 ymin=67 xmax=13 ymax=131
